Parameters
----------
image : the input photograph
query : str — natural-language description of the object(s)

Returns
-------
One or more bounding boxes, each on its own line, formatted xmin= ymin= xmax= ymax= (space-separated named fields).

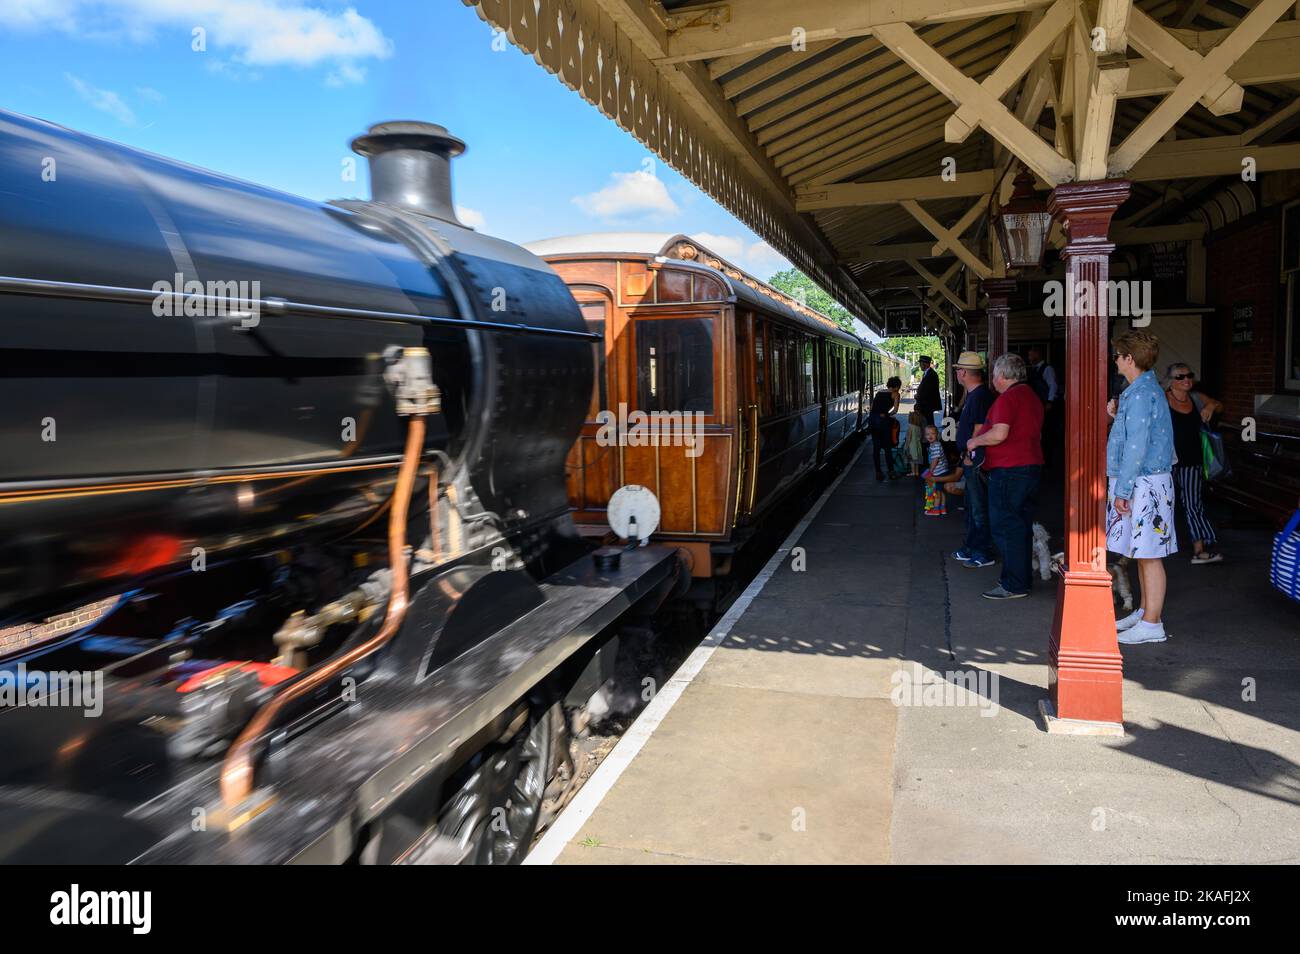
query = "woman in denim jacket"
xmin=1105 ymin=330 xmax=1177 ymax=645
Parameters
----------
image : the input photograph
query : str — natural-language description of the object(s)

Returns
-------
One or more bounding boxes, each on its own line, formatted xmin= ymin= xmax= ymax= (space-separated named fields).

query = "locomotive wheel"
xmin=433 ymin=702 xmax=568 ymax=864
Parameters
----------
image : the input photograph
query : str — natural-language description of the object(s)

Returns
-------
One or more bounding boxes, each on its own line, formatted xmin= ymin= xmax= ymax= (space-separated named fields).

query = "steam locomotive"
xmin=0 ymin=112 xmax=686 ymax=863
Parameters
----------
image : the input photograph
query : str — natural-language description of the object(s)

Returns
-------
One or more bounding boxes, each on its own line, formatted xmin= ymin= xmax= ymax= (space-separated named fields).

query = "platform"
xmin=529 ymin=445 xmax=1300 ymax=865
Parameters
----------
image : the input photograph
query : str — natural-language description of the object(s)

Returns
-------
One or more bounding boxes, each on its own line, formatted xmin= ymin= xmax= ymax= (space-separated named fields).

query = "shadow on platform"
xmin=551 ymin=442 xmax=1300 ymax=864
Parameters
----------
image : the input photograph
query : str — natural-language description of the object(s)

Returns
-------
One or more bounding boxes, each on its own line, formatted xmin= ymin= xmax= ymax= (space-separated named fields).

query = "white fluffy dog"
xmin=1045 ymin=541 xmax=1135 ymax=611
xmin=1109 ymin=556 xmax=1134 ymax=611
xmin=1031 ymin=522 xmax=1054 ymax=581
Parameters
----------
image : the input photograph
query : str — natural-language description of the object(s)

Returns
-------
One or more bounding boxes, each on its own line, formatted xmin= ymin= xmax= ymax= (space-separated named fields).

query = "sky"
xmin=0 ymin=0 xmax=796 ymax=280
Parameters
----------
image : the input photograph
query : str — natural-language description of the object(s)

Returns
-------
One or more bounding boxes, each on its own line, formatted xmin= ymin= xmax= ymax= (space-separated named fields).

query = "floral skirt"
xmin=1107 ymin=474 xmax=1178 ymax=559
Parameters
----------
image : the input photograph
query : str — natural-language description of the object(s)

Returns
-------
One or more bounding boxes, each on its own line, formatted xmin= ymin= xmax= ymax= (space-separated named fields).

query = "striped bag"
xmin=1271 ymin=510 xmax=1300 ymax=603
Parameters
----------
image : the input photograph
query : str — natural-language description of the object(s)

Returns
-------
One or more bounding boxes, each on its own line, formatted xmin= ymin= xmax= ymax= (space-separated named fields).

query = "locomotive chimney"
xmin=351 ymin=120 xmax=466 ymax=226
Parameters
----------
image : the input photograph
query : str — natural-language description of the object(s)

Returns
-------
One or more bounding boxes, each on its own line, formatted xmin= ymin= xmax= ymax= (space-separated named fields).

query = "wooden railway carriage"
xmin=527 ymin=233 xmax=890 ymax=582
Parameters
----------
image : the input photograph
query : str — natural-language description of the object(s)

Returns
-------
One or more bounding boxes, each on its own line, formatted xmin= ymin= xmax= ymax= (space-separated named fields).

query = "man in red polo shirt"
xmin=964 ymin=353 xmax=1044 ymax=599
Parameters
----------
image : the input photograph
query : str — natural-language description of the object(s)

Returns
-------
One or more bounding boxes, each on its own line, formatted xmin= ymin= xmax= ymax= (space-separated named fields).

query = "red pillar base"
xmin=1048 ymin=570 xmax=1124 ymax=726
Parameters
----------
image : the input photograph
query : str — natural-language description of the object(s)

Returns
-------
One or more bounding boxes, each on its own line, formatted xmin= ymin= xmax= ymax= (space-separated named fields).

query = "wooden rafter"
xmin=838 ymin=243 xmax=949 ymax=264
xmin=1123 ymin=19 xmax=1300 ymax=99
xmin=657 ymin=0 xmax=1056 ymax=63
xmin=1073 ymin=2 xmax=1131 ymax=180
xmin=908 ymin=257 xmax=967 ymax=313
xmin=1126 ymin=7 xmax=1244 ymax=116
xmin=873 ymin=19 xmax=1076 ymax=184
xmin=796 ymin=170 xmax=996 ymax=211
xmin=1110 ymin=0 xmax=1293 ymax=174
xmin=945 ymin=0 xmax=1073 ymax=143
xmin=901 ymin=198 xmax=992 ymax=277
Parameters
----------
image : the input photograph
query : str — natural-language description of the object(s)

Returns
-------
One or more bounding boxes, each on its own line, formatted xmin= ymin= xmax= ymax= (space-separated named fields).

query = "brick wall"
xmin=1204 ymin=209 xmax=1283 ymax=425
xmin=0 ymin=597 xmax=118 ymax=656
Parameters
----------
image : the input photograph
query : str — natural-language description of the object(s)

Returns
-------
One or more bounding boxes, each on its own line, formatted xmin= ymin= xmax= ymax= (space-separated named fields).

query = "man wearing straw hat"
xmin=952 ymin=350 xmax=997 ymax=569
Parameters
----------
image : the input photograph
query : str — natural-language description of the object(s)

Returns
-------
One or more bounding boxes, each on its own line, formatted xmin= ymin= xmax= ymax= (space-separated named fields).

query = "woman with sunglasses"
xmin=1166 ymin=363 xmax=1225 ymax=564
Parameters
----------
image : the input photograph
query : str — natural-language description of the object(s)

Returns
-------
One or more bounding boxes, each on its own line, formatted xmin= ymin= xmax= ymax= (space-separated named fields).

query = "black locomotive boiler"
xmin=0 ymin=112 xmax=684 ymax=863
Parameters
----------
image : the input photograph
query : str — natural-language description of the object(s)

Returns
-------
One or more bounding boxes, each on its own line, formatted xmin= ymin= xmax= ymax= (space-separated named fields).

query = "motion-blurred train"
xmin=0 ymin=110 xmax=895 ymax=863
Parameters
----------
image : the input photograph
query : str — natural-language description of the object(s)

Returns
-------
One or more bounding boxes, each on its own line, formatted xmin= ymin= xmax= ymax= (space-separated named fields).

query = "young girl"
xmin=906 ymin=410 xmax=926 ymax=477
xmin=922 ymin=425 xmax=958 ymax=515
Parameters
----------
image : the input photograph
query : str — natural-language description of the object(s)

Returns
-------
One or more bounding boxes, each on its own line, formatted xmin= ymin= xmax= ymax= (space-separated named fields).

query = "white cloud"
xmin=690 ymin=232 xmax=747 ymax=261
xmin=456 ymin=205 xmax=486 ymax=230
xmin=742 ymin=240 xmax=791 ymax=277
xmin=135 ymin=85 xmax=165 ymax=102
xmin=324 ymin=62 xmax=367 ymax=87
xmin=690 ymin=233 xmax=791 ymax=279
xmin=0 ymin=0 xmax=74 ymax=29
xmin=3 ymin=2 xmax=392 ymax=80
xmin=65 ymin=73 xmax=136 ymax=126
xmin=573 ymin=170 xmax=680 ymax=218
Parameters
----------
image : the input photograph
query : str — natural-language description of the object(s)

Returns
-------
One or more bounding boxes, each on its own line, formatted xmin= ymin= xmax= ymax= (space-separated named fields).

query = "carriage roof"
xmin=525 ymin=232 xmax=865 ymax=348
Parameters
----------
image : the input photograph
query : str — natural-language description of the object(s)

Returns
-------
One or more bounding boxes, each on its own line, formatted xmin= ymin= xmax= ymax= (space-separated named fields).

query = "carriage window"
xmin=635 ymin=317 xmax=715 ymax=415
xmin=803 ymin=337 xmax=816 ymax=406
xmin=770 ymin=328 xmax=787 ymax=414
xmin=579 ymin=301 xmax=608 ymax=421
xmin=754 ymin=322 xmax=770 ymax=416
xmin=790 ymin=335 xmax=800 ymax=408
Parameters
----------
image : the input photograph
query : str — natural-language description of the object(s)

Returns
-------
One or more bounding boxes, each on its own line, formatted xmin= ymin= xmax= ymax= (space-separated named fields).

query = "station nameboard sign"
xmin=884 ymin=303 xmax=923 ymax=336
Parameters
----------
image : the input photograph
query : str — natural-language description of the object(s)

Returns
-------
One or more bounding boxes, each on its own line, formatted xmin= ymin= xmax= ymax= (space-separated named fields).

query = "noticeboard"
xmin=1231 ymin=301 xmax=1254 ymax=346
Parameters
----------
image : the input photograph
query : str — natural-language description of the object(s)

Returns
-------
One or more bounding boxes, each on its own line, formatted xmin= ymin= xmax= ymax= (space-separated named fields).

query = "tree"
xmin=879 ymin=335 xmax=945 ymax=383
xmin=766 ymin=268 xmax=856 ymax=332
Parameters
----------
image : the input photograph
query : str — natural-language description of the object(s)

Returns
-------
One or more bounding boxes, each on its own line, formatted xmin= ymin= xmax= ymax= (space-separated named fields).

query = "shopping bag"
xmin=1199 ymin=429 xmax=1231 ymax=482
xmin=1270 ymin=510 xmax=1300 ymax=603
xmin=1191 ymin=393 xmax=1231 ymax=483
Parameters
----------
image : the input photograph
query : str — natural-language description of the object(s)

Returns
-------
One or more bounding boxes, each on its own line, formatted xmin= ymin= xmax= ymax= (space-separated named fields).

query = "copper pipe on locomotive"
xmin=221 ymin=347 xmax=440 ymax=807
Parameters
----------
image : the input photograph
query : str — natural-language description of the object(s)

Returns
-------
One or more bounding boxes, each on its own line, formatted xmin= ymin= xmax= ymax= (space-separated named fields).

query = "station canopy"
xmin=466 ymin=0 xmax=1300 ymax=335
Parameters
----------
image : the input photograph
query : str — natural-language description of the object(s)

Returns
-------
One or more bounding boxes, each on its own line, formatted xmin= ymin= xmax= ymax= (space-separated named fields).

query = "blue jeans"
xmin=962 ymin=466 xmax=993 ymax=561
xmin=988 ymin=465 xmax=1041 ymax=595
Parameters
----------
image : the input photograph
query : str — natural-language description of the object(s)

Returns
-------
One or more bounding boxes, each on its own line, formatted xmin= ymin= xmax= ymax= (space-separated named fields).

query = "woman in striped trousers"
xmin=1166 ymin=363 xmax=1224 ymax=564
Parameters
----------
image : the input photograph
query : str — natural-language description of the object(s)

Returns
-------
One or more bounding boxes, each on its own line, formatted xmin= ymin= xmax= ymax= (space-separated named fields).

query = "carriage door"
xmin=734 ymin=310 xmax=760 ymax=521
xmin=621 ymin=309 xmax=727 ymax=536
xmin=816 ymin=339 xmax=829 ymax=465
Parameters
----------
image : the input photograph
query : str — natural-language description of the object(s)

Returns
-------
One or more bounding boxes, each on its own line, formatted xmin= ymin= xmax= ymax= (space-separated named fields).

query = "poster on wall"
xmin=1232 ymin=301 xmax=1254 ymax=346
xmin=1151 ymin=247 xmax=1186 ymax=280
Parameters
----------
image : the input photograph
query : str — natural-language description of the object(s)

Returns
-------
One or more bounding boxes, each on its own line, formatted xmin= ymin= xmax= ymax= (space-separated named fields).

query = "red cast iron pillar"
xmin=982 ymin=278 xmax=1015 ymax=364
xmin=1046 ymin=179 xmax=1131 ymax=728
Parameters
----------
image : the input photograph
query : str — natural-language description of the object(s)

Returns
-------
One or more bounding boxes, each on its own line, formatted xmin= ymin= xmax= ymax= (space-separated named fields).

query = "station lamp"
xmin=994 ymin=166 xmax=1052 ymax=270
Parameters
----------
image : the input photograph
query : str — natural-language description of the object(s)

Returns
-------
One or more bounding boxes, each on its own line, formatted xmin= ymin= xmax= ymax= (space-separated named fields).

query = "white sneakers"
xmin=1119 ymin=620 xmax=1167 ymax=644
xmin=1116 ymin=608 xmax=1168 ymax=644
xmin=1116 ymin=608 xmax=1145 ymax=632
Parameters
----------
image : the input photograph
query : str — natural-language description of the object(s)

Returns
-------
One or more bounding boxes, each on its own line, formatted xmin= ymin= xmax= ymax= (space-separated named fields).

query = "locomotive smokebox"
xmin=351 ymin=120 xmax=466 ymax=225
